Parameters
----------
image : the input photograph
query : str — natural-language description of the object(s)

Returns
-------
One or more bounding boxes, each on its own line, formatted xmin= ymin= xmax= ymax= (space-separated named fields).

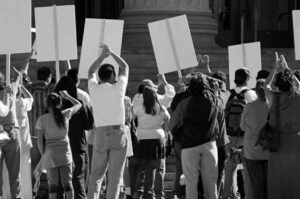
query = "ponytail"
xmin=47 ymin=93 xmax=66 ymax=129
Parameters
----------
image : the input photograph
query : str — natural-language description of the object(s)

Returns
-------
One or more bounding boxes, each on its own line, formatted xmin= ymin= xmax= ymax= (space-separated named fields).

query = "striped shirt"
xmin=27 ymin=81 xmax=55 ymax=137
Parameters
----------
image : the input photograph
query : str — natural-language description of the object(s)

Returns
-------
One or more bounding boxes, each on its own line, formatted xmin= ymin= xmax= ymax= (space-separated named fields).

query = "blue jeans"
xmin=154 ymin=158 xmax=165 ymax=199
xmin=0 ymin=129 xmax=21 ymax=199
xmin=87 ymin=125 xmax=127 ymax=199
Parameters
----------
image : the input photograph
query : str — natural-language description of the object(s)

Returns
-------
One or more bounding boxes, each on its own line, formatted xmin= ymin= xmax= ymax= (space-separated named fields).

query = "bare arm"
xmin=88 ymin=44 xmax=111 ymax=79
xmin=60 ymin=90 xmax=82 ymax=116
xmin=37 ymin=129 xmax=44 ymax=155
xmin=111 ymin=50 xmax=129 ymax=78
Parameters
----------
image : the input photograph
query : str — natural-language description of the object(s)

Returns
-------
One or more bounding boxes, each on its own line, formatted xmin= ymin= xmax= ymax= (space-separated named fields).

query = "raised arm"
xmin=59 ymin=90 xmax=82 ymax=117
xmin=88 ymin=44 xmax=111 ymax=79
xmin=111 ymin=50 xmax=129 ymax=78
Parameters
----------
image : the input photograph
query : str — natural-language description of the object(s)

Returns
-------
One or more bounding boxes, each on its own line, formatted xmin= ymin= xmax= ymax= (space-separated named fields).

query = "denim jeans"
xmin=0 ymin=129 xmax=21 ymax=199
xmin=244 ymin=159 xmax=268 ymax=199
xmin=87 ymin=125 xmax=127 ymax=199
xmin=128 ymin=157 xmax=143 ymax=196
xmin=140 ymin=159 xmax=161 ymax=199
xmin=181 ymin=141 xmax=218 ymax=199
xmin=154 ymin=158 xmax=165 ymax=199
xmin=47 ymin=164 xmax=73 ymax=199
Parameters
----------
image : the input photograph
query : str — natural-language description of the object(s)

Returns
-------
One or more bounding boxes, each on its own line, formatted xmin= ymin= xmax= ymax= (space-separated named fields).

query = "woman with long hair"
xmin=36 ymin=90 xmax=81 ymax=199
xmin=264 ymin=53 xmax=300 ymax=199
xmin=54 ymin=76 xmax=94 ymax=199
xmin=132 ymin=86 xmax=170 ymax=199
xmin=240 ymin=79 xmax=269 ymax=199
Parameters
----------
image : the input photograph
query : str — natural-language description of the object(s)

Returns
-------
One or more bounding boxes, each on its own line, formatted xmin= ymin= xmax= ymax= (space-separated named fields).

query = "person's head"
xmin=37 ymin=67 xmax=52 ymax=84
xmin=188 ymin=76 xmax=207 ymax=97
xmin=274 ymin=68 xmax=297 ymax=93
xmin=256 ymin=69 xmax=270 ymax=80
xmin=212 ymin=71 xmax=227 ymax=91
xmin=98 ymin=64 xmax=116 ymax=83
xmin=234 ymin=67 xmax=250 ymax=87
xmin=143 ymin=86 xmax=161 ymax=115
xmin=294 ymin=70 xmax=300 ymax=81
xmin=54 ymin=76 xmax=77 ymax=109
xmin=255 ymin=79 xmax=267 ymax=102
xmin=212 ymin=71 xmax=227 ymax=83
xmin=46 ymin=93 xmax=65 ymax=129
xmin=67 ymin=68 xmax=80 ymax=87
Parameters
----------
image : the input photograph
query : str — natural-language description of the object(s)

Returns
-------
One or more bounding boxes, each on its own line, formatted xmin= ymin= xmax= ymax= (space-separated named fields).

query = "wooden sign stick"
xmin=5 ymin=54 xmax=10 ymax=85
xmin=166 ymin=19 xmax=182 ymax=78
xmin=52 ymin=5 xmax=60 ymax=83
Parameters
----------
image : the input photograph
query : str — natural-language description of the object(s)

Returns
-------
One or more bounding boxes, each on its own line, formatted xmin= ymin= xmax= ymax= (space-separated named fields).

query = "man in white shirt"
xmin=223 ymin=67 xmax=257 ymax=199
xmin=87 ymin=44 xmax=129 ymax=199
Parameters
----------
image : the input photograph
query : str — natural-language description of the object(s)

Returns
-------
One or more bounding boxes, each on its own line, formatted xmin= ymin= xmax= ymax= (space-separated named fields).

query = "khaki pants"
xmin=87 ymin=125 xmax=127 ymax=199
xmin=181 ymin=141 xmax=218 ymax=199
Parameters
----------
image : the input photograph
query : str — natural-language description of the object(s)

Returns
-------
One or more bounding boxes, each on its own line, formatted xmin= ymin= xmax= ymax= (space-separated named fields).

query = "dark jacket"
xmin=169 ymin=91 xmax=218 ymax=149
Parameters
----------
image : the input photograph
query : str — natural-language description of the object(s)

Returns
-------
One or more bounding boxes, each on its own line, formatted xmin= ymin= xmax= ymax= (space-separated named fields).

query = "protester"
xmin=87 ymin=43 xmax=129 ymax=199
xmin=240 ymin=79 xmax=269 ymax=199
xmin=15 ymin=71 xmax=34 ymax=199
xmin=54 ymin=76 xmax=94 ymax=199
xmin=222 ymin=67 xmax=257 ymax=199
xmin=264 ymin=53 xmax=300 ymax=199
xmin=67 ymin=68 xmax=92 ymax=108
xmin=256 ymin=69 xmax=270 ymax=81
xmin=132 ymin=86 xmax=170 ymax=199
xmin=0 ymin=71 xmax=22 ymax=199
xmin=36 ymin=91 xmax=82 ymax=199
xmin=170 ymin=75 xmax=219 ymax=199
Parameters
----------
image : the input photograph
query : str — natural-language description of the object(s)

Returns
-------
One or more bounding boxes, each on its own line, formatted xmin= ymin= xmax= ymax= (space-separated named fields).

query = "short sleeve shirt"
xmin=88 ymin=75 xmax=128 ymax=127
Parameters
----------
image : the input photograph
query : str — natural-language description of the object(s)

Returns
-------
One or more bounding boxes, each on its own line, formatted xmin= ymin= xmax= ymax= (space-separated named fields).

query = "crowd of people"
xmin=0 ymin=44 xmax=300 ymax=199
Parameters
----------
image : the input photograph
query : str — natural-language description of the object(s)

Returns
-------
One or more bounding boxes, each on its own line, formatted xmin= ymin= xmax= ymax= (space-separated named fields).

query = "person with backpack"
xmin=222 ymin=68 xmax=257 ymax=199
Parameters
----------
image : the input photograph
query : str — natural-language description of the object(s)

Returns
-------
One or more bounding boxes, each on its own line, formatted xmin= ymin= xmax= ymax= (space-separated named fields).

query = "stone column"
xmin=120 ymin=0 xmax=220 ymax=97
xmin=121 ymin=0 xmax=219 ymax=49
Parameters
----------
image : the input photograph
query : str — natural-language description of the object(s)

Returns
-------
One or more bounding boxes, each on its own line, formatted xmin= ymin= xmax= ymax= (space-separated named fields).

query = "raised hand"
xmin=59 ymin=90 xmax=69 ymax=99
xmin=100 ymin=43 xmax=111 ymax=58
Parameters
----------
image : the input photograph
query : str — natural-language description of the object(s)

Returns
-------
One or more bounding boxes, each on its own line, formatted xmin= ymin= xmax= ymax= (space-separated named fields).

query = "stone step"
xmin=166 ymin=164 xmax=176 ymax=173
xmin=165 ymin=172 xmax=176 ymax=182
xmin=164 ymin=181 xmax=174 ymax=191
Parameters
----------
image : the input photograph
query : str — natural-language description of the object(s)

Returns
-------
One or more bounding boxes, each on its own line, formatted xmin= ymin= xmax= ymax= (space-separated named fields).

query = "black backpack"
xmin=225 ymin=89 xmax=249 ymax=137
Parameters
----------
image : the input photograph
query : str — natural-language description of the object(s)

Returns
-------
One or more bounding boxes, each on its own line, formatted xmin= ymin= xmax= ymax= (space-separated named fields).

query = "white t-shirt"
xmin=224 ymin=86 xmax=257 ymax=104
xmin=77 ymin=88 xmax=91 ymax=108
xmin=133 ymin=104 xmax=170 ymax=140
xmin=88 ymin=74 xmax=128 ymax=127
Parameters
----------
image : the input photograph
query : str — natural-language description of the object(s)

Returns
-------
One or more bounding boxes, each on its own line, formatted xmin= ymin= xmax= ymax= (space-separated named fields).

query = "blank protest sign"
xmin=79 ymin=19 xmax=124 ymax=78
xmin=148 ymin=15 xmax=198 ymax=75
xmin=35 ymin=5 xmax=78 ymax=62
xmin=228 ymin=42 xmax=262 ymax=89
xmin=293 ymin=10 xmax=300 ymax=60
xmin=0 ymin=0 xmax=31 ymax=54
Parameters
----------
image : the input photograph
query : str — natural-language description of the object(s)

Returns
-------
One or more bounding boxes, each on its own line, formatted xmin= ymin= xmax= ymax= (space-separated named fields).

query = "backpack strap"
xmin=228 ymin=89 xmax=237 ymax=101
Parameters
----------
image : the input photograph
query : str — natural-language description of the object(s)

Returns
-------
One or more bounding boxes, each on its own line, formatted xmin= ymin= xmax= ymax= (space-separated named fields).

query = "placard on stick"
xmin=79 ymin=18 xmax=124 ymax=79
xmin=35 ymin=5 xmax=77 ymax=62
xmin=148 ymin=15 xmax=198 ymax=77
xmin=228 ymin=42 xmax=262 ymax=89
xmin=0 ymin=0 xmax=31 ymax=54
xmin=293 ymin=10 xmax=300 ymax=60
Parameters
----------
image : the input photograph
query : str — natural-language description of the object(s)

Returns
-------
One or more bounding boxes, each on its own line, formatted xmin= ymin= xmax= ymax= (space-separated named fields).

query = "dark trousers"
xmin=128 ymin=157 xmax=143 ymax=196
xmin=244 ymin=158 xmax=268 ymax=199
xmin=72 ymin=152 xmax=87 ymax=199
xmin=173 ymin=141 xmax=185 ymax=197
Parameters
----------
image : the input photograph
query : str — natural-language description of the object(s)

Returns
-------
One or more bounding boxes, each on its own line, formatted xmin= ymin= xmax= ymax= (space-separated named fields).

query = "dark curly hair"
xmin=274 ymin=69 xmax=297 ymax=93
